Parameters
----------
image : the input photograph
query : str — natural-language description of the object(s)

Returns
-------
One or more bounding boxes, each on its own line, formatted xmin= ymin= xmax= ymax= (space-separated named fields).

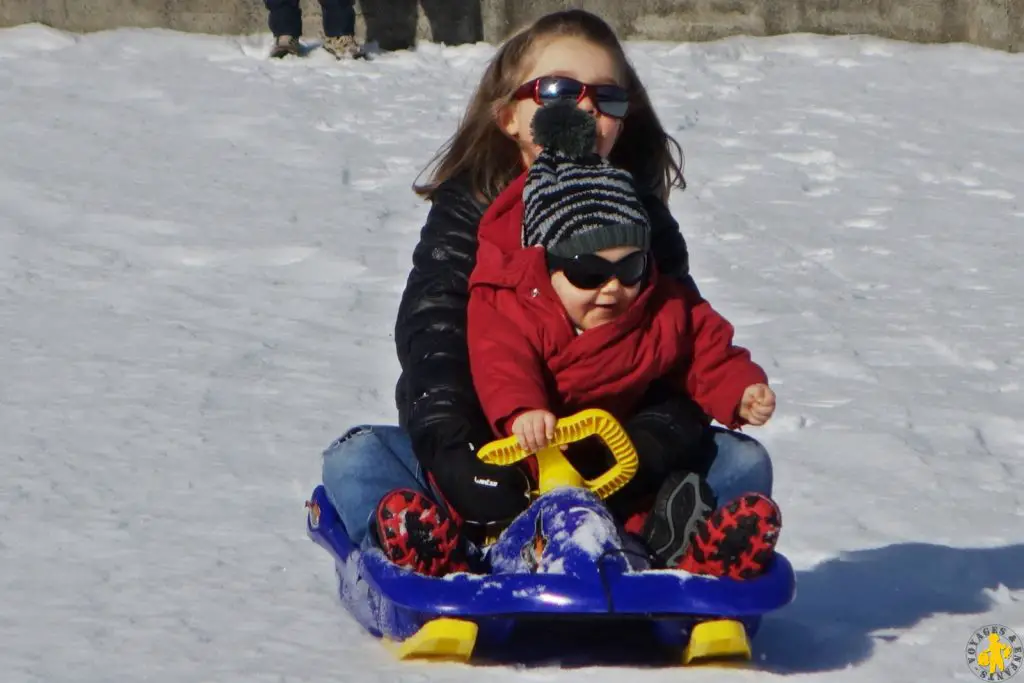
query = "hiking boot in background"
xmin=269 ymin=34 xmax=300 ymax=58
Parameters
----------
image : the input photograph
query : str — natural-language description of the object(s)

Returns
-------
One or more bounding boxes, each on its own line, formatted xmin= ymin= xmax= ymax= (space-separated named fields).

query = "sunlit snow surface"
xmin=1 ymin=24 xmax=1022 ymax=683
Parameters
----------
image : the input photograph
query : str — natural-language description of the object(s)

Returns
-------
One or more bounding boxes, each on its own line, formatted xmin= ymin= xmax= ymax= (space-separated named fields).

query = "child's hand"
xmin=739 ymin=384 xmax=776 ymax=426
xmin=511 ymin=410 xmax=557 ymax=453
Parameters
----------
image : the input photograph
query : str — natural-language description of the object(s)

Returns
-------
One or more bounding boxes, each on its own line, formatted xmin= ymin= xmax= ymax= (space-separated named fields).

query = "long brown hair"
xmin=412 ymin=10 xmax=686 ymax=204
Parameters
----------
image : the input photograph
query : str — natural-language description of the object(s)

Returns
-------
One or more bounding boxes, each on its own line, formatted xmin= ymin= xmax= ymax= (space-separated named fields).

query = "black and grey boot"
xmin=642 ymin=470 xmax=717 ymax=567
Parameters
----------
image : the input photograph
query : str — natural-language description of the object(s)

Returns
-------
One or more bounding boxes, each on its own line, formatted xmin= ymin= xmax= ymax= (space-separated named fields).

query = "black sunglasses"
xmin=547 ymin=251 xmax=649 ymax=290
xmin=513 ymin=76 xmax=630 ymax=119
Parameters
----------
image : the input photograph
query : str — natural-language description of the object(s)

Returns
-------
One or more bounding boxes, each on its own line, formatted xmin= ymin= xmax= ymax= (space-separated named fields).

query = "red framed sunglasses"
xmin=512 ymin=76 xmax=630 ymax=119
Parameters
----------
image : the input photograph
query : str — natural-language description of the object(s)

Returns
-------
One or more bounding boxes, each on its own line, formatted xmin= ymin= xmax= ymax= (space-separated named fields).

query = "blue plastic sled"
xmin=306 ymin=409 xmax=796 ymax=665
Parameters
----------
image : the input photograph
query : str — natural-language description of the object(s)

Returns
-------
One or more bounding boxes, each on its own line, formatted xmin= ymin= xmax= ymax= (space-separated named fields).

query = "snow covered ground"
xmin=1 ymin=22 xmax=1023 ymax=683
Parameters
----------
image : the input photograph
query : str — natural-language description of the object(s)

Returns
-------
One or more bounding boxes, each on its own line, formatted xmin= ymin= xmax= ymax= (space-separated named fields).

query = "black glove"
xmin=429 ymin=443 xmax=532 ymax=529
xmin=626 ymin=398 xmax=706 ymax=482
xmin=607 ymin=389 xmax=709 ymax=515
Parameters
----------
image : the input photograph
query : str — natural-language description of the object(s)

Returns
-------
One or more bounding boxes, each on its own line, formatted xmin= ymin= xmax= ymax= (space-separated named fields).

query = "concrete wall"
xmin=1 ymin=0 xmax=1021 ymax=52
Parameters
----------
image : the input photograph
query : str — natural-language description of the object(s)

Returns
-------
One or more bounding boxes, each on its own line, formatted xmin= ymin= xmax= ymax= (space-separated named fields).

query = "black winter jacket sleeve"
xmin=394 ymin=177 xmax=493 ymax=469
xmin=394 ymin=176 xmax=696 ymax=477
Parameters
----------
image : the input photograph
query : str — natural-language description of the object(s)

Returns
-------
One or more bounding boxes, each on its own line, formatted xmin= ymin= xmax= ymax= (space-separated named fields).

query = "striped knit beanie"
xmin=522 ymin=100 xmax=650 ymax=258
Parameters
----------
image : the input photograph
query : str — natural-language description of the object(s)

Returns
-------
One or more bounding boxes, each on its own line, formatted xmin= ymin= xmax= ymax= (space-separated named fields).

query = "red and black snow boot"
xmin=678 ymin=492 xmax=781 ymax=580
xmin=371 ymin=489 xmax=469 ymax=577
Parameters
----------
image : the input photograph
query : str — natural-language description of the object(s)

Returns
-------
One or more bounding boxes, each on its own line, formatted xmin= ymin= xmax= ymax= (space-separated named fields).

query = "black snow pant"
xmin=264 ymin=0 xmax=356 ymax=38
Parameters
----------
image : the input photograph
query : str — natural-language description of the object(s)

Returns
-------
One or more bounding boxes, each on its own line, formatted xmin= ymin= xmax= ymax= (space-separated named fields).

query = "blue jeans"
xmin=321 ymin=425 xmax=773 ymax=546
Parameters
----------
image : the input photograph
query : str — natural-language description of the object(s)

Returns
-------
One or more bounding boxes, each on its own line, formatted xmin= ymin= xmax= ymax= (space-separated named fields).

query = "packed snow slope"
xmin=1 ymin=23 xmax=1022 ymax=683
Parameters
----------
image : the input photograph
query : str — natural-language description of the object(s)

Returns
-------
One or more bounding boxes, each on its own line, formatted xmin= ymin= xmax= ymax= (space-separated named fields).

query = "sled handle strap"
xmin=476 ymin=409 xmax=639 ymax=500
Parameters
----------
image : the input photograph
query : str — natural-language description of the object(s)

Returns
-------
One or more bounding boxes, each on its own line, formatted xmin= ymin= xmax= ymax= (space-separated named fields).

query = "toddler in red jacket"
xmin=465 ymin=102 xmax=781 ymax=578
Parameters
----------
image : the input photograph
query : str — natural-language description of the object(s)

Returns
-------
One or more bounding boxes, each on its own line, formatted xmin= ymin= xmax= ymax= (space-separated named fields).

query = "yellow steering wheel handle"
xmin=475 ymin=409 xmax=639 ymax=500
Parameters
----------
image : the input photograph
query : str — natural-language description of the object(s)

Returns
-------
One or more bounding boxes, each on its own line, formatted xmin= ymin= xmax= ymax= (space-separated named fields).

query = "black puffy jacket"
xmin=394 ymin=175 xmax=703 ymax=511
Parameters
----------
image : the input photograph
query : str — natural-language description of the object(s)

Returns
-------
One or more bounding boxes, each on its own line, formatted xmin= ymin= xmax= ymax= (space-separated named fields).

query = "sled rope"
xmin=596 ymin=546 xmax=659 ymax=613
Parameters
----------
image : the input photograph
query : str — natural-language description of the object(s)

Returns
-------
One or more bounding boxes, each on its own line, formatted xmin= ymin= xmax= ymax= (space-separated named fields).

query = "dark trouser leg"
xmin=264 ymin=0 xmax=302 ymax=37
xmin=420 ymin=0 xmax=483 ymax=45
xmin=319 ymin=0 xmax=356 ymax=37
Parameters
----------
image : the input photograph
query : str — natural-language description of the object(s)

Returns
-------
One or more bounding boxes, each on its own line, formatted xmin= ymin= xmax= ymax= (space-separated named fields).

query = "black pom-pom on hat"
xmin=522 ymin=100 xmax=652 ymax=256
xmin=529 ymin=100 xmax=597 ymax=160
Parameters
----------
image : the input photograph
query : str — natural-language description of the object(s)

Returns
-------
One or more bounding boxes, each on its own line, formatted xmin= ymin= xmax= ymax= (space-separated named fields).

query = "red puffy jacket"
xmin=467 ymin=173 xmax=768 ymax=437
